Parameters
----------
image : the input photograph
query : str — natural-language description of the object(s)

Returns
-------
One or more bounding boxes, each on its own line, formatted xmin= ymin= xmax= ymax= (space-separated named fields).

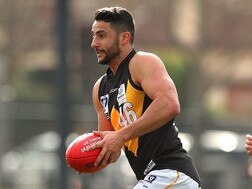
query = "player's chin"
xmin=98 ymin=58 xmax=107 ymax=65
xmin=96 ymin=53 xmax=104 ymax=61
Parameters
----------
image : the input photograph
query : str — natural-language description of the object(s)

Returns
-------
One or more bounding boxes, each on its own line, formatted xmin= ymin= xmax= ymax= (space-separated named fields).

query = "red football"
xmin=65 ymin=133 xmax=102 ymax=173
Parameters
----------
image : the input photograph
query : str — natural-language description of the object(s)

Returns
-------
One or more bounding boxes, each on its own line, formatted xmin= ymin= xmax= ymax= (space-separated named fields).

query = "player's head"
xmin=94 ymin=7 xmax=135 ymax=44
xmin=91 ymin=7 xmax=135 ymax=65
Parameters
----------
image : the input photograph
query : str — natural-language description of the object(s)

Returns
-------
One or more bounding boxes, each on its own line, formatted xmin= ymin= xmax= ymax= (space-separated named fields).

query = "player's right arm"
xmin=92 ymin=78 xmax=121 ymax=168
xmin=92 ymin=77 xmax=114 ymax=131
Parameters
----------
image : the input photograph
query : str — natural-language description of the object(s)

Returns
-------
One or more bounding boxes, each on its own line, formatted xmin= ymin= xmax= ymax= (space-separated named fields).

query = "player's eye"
xmin=92 ymin=31 xmax=106 ymax=39
xmin=98 ymin=33 xmax=105 ymax=38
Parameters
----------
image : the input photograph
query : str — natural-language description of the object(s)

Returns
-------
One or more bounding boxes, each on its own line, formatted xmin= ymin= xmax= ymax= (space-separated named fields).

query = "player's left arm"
xmin=118 ymin=52 xmax=180 ymax=142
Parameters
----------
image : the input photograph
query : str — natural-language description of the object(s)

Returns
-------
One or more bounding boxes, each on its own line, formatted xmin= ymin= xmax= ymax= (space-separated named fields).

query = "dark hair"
xmin=94 ymin=7 xmax=135 ymax=44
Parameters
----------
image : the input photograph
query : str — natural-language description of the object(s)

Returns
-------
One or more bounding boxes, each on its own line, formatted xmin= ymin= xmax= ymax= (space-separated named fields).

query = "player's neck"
xmin=109 ymin=47 xmax=133 ymax=75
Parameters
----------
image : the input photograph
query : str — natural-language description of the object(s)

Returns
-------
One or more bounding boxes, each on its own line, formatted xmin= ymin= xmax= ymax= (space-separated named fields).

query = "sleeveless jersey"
xmin=98 ymin=49 xmax=201 ymax=185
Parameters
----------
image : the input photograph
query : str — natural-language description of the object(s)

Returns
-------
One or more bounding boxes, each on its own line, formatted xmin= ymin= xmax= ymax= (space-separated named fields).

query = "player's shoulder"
xmin=134 ymin=51 xmax=160 ymax=60
xmin=131 ymin=50 xmax=164 ymax=68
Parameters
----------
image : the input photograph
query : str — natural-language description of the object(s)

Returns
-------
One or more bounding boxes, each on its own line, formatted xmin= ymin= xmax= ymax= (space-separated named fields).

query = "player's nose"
xmin=91 ymin=37 xmax=99 ymax=49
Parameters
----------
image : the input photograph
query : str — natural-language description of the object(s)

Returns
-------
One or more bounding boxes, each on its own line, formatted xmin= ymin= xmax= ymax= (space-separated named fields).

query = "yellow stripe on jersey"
xmin=110 ymin=81 xmax=146 ymax=157
xmin=126 ymin=80 xmax=145 ymax=118
xmin=164 ymin=171 xmax=180 ymax=189
xmin=110 ymin=107 xmax=121 ymax=131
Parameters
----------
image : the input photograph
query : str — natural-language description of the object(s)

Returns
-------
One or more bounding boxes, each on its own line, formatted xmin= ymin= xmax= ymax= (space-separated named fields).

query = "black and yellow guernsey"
xmin=98 ymin=49 xmax=201 ymax=186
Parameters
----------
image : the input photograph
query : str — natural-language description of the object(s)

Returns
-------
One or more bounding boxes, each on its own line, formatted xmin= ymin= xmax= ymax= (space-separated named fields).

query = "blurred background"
xmin=0 ymin=0 xmax=251 ymax=188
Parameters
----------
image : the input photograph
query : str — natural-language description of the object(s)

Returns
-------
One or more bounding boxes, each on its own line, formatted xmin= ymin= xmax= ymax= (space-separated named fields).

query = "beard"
xmin=96 ymin=36 xmax=120 ymax=65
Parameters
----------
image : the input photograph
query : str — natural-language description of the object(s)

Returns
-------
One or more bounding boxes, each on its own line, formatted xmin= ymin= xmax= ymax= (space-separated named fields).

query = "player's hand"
xmin=245 ymin=134 xmax=252 ymax=156
xmin=86 ymin=130 xmax=124 ymax=168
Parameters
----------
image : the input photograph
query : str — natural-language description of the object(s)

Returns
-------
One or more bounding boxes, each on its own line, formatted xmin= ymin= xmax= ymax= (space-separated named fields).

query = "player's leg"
xmin=133 ymin=169 xmax=200 ymax=189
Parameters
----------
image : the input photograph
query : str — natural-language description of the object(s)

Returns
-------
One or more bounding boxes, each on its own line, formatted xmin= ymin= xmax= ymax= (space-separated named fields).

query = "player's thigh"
xmin=132 ymin=169 xmax=200 ymax=189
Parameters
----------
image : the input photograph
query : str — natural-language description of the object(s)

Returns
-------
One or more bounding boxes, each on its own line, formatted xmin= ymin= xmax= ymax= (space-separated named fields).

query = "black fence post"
xmin=56 ymin=0 xmax=69 ymax=189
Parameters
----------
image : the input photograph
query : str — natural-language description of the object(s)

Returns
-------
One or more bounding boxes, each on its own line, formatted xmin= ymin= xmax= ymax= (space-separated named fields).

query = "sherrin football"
xmin=65 ymin=133 xmax=102 ymax=173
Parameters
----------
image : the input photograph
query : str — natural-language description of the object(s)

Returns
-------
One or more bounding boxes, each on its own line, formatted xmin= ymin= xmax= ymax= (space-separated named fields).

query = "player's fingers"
xmin=85 ymin=143 xmax=96 ymax=151
xmin=99 ymin=151 xmax=110 ymax=167
xmin=98 ymin=148 xmax=120 ymax=167
xmin=93 ymin=130 xmax=106 ymax=138
xmin=94 ymin=146 xmax=107 ymax=167
xmin=108 ymin=149 xmax=121 ymax=164
xmin=108 ymin=153 xmax=117 ymax=164
xmin=93 ymin=130 xmax=101 ymax=136
xmin=85 ymin=139 xmax=103 ymax=152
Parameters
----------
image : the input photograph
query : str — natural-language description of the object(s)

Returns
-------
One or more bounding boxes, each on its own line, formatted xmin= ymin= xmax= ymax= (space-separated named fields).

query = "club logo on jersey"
xmin=100 ymin=94 xmax=109 ymax=119
xmin=117 ymin=84 xmax=126 ymax=106
xmin=144 ymin=175 xmax=157 ymax=183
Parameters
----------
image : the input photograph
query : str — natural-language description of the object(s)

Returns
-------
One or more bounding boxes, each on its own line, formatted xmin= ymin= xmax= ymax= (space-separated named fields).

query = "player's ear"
xmin=120 ymin=31 xmax=131 ymax=45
